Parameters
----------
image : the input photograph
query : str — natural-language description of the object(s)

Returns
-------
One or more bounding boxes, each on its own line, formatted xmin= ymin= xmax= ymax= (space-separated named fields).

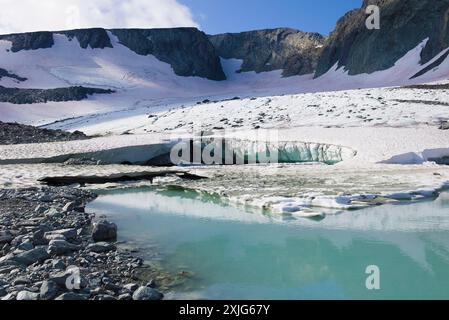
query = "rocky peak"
xmin=0 ymin=31 xmax=54 ymax=52
xmin=110 ymin=28 xmax=226 ymax=81
xmin=209 ymin=28 xmax=325 ymax=77
xmin=315 ymin=0 xmax=449 ymax=77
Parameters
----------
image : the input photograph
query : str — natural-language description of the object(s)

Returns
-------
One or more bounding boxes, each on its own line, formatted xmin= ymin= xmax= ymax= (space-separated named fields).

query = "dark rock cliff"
xmin=59 ymin=28 xmax=113 ymax=49
xmin=0 ymin=86 xmax=114 ymax=104
xmin=209 ymin=28 xmax=325 ymax=77
xmin=0 ymin=68 xmax=27 ymax=82
xmin=315 ymin=0 xmax=449 ymax=77
xmin=0 ymin=31 xmax=54 ymax=52
xmin=110 ymin=28 xmax=226 ymax=81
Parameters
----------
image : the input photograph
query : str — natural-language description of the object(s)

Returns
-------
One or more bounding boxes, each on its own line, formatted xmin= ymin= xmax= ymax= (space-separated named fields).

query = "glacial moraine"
xmin=0 ymin=186 xmax=174 ymax=301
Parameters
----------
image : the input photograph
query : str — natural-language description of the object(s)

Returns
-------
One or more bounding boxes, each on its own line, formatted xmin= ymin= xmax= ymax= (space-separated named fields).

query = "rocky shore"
xmin=0 ymin=186 xmax=164 ymax=300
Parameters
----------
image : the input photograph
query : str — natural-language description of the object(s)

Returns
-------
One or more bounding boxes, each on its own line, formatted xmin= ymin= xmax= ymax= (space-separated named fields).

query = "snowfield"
xmin=1 ymin=35 xmax=449 ymax=126
xmin=0 ymin=33 xmax=449 ymax=217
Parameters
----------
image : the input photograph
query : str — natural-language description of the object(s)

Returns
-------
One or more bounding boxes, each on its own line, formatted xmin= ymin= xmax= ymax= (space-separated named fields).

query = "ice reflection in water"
xmin=88 ymin=188 xmax=449 ymax=299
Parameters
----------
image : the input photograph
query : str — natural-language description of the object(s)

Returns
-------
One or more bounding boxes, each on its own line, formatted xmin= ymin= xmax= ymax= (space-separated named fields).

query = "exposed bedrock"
xmin=0 ymin=86 xmax=114 ymax=104
xmin=209 ymin=28 xmax=325 ymax=77
xmin=0 ymin=121 xmax=88 ymax=145
xmin=0 ymin=68 xmax=27 ymax=82
xmin=60 ymin=28 xmax=113 ymax=49
xmin=0 ymin=31 xmax=54 ymax=52
xmin=111 ymin=28 xmax=226 ymax=81
xmin=315 ymin=0 xmax=449 ymax=77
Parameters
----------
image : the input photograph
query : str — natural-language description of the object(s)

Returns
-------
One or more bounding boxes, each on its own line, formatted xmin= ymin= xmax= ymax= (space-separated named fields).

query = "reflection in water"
xmin=88 ymin=188 xmax=449 ymax=299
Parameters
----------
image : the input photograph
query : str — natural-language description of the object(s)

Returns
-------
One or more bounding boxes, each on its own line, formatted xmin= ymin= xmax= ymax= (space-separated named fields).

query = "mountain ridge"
xmin=0 ymin=0 xmax=448 ymax=86
xmin=315 ymin=0 xmax=449 ymax=77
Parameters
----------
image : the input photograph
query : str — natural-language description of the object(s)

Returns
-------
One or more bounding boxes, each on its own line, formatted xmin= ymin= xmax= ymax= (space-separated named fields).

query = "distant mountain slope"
xmin=0 ymin=0 xmax=449 ymax=125
xmin=0 ymin=28 xmax=225 ymax=81
xmin=110 ymin=28 xmax=225 ymax=81
xmin=209 ymin=28 xmax=325 ymax=77
xmin=315 ymin=0 xmax=449 ymax=77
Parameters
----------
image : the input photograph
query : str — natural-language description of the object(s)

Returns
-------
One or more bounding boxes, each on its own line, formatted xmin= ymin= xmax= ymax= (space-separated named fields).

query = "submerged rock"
xmin=86 ymin=242 xmax=116 ymax=253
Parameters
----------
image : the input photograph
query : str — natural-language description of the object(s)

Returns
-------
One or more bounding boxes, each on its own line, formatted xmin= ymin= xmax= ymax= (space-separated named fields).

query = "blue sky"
xmin=180 ymin=0 xmax=363 ymax=35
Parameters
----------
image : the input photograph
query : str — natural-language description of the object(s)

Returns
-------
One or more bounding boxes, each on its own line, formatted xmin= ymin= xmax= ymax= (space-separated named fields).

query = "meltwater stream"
xmin=87 ymin=188 xmax=449 ymax=300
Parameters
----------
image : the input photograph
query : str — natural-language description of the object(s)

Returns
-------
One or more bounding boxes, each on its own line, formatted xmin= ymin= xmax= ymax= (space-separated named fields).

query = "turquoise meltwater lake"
xmin=87 ymin=187 xmax=449 ymax=300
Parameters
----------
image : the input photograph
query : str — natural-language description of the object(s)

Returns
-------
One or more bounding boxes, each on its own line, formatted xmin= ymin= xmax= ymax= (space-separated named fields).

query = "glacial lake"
xmin=87 ymin=187 xmax=449 ymax=300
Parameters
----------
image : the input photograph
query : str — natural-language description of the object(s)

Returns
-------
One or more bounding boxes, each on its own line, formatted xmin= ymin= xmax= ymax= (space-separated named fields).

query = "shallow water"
xmin=87 ymin=187 xmax=449 ymax=300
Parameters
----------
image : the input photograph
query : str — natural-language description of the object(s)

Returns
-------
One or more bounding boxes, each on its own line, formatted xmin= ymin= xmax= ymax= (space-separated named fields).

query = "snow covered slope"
xmin=0 ymin=28 xmax=449 ymax=126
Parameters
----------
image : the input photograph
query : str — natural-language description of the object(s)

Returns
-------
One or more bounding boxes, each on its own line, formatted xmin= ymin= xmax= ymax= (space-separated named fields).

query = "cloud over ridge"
xmin=0 ymin=0 xmax=198 ymax=34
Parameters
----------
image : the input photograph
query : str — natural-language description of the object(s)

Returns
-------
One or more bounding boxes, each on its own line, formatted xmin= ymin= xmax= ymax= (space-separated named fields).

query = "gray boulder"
xmin=62 ymin=202 xmax=76 ymax=213
xmin=132 ymin=286 xmax=163 ymax=301
xmin=49 ymin=267 xmax=87 ymax=289
xmin=44 ymin=228 xmax=77 ymax=241
xmin=51 ymin=259 xmax=66 ymax=270
xmin=86 ymin=242 xmax=115 ymax=253
xmin=1 ymin=247 xmax=49 ymax=266
xmin=16 ymin=291 xmax=40 ymax=301
xmin=118 ymin=293 xmax=132 ymax=300
xmin=123 ymin=283 xmax=139 ymax=292
xmin=55 ymin=292 xmax=87 ymax=300
xmin=1 ymin=293 xmax=16 ymax=300
xmin=92 ymin=220 xmax=117 ymax=242
xmin=40 ymin=280 xmax=61 ymax=300
xmin=47 ymin=240 xmax=80 ymax=255
xmin=0 ymin=230 xmax=13 ymax=245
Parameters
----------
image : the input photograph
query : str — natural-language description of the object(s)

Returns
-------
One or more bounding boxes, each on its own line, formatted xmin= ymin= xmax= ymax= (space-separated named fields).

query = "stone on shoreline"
xmin=44 ymin=228 xmax=77 ymax=241
xmin=0 ymin=186 xmax=167 ymax=301
xmin=0 ymin=231 xmax=13 ymax=245
xmin=51 ymin=259 xmax=66 ymax=270
xmin=47 ymin=240 xmax=81 ymax=255
xmin=0 ymin=247 xmax=49 ymax=266
xmin=118 ymin=293 xmax=132 ymax=300
xmin=16 ymin=290 xmax=40 ymax=301
xmin=123 ymin=283 xmax=139 ymax=292
xmin=62 ymin=202 xmax=76 ymax=213
xmin=92 ymin=220 xmax=117 ymax=242
xmin=40 ymin=280 xmax=61 ymax=300
xmin=55 ymin=292 xmax=88 ymax=301
xmin=86 ymin=242 xmax=116 ymax=253
xmin=132 ymin=286 xmax=164 ymax=301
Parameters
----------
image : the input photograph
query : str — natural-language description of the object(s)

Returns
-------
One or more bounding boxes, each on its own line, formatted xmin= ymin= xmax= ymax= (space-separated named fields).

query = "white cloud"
xmin=0 ymin=0 xmax=199 ymax=34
